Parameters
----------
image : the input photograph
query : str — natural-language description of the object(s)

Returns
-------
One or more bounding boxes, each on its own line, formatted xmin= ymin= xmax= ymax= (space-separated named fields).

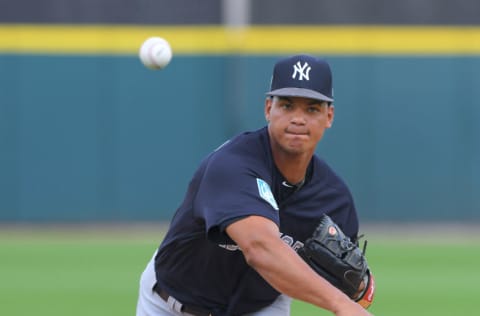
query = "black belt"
xmin=153 ymin=283 xmax=212 ymax=316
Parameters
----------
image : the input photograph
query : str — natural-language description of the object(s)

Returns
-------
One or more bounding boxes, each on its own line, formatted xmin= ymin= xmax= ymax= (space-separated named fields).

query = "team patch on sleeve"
xmin=256 ymin=178 xmax=279 ymax=210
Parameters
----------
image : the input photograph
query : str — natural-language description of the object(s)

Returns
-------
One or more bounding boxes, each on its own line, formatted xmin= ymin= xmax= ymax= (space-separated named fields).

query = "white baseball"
xmin=139 ymin=37 xmax=172 ymax=70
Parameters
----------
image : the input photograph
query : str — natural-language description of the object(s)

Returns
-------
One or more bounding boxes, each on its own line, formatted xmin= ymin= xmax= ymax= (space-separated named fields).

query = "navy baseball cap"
xmin=266 ymin=54 xmax=333 ymax=102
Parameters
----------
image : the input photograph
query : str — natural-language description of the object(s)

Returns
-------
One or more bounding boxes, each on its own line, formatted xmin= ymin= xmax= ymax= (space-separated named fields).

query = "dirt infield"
xmin=0 ymin=222 xmax=168 ymax=242
xmin=0 ymin=221 xmax=479 ymax=243
xmin=361 ymin=221 xmax=480 ymax=243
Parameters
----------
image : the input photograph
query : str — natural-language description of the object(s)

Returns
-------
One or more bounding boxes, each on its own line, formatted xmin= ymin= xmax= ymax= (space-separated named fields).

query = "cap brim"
xmin=266 ymin=87 xmax=333 ymax=102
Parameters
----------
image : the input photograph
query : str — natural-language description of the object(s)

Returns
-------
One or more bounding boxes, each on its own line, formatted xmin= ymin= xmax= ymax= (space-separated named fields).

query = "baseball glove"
xmin=297 ymin=214 xmax=375 ymax=308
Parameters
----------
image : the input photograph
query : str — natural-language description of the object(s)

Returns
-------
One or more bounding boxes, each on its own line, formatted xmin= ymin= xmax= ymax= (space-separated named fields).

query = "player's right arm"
xmin=226 ymin=215 xmax=372 ymax=316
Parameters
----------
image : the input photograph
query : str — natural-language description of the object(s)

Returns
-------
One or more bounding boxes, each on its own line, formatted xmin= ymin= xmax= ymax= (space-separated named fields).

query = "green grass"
xmin=0 ymin=225 xmax=478 ymax=315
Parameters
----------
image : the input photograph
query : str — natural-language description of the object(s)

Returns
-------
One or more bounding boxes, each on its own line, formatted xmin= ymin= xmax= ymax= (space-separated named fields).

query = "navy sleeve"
xmin=193 ymin=152 xmax=280 ymax=243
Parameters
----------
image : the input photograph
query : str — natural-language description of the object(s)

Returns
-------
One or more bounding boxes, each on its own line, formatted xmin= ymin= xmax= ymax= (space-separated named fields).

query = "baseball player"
xmin=136 ymin=55 xmax=374 ymax=316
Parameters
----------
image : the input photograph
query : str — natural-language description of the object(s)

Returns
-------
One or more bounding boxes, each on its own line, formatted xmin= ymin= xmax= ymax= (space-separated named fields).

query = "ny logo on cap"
xmin=292 ymin=61 xmax=311 ymax=81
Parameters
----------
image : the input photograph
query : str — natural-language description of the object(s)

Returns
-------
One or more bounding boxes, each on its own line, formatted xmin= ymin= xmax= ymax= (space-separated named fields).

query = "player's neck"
xmin=272 ymin=151 xmax=311 ymax=185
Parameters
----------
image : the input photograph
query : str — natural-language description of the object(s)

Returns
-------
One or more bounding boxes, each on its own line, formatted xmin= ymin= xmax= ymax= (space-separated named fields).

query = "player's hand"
xmin=354 ymin=280 xmax=366 ymax=298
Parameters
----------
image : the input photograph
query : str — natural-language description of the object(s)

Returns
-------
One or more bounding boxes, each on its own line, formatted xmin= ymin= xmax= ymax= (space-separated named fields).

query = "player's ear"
xmin=326 ymin=104 xmax=334 ymax=128
xmin=265 ymin=97 xmax=273 ymax=122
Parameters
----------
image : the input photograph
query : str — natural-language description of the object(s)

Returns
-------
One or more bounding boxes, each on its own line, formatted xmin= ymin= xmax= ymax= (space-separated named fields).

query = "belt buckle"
xmin=154 ymin=283 xmax=212 ymax=316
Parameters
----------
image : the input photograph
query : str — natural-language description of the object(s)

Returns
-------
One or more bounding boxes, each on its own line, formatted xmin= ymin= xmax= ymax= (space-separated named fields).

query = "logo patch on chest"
xmin=256 ymin=178 xmax=279 ymax=210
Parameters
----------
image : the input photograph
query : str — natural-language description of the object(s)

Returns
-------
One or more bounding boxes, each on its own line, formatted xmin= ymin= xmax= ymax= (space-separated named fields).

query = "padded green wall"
xmin=1 ymin=54 xmax=479 ymax=221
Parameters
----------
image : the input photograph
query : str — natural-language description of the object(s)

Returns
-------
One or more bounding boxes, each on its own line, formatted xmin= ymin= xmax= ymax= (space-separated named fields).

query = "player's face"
xmin=265 ymin=96 xmax=334 ymax=156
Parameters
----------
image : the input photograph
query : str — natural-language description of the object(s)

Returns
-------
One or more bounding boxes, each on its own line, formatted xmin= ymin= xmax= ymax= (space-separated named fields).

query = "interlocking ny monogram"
xmin=292 ymin=61 xmax=311 ymax=81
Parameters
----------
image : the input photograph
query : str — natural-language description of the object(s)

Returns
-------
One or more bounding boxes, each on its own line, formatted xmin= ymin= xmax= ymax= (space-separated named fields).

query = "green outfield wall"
xmin=1 ymin=25 xmax=479 ymax=221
